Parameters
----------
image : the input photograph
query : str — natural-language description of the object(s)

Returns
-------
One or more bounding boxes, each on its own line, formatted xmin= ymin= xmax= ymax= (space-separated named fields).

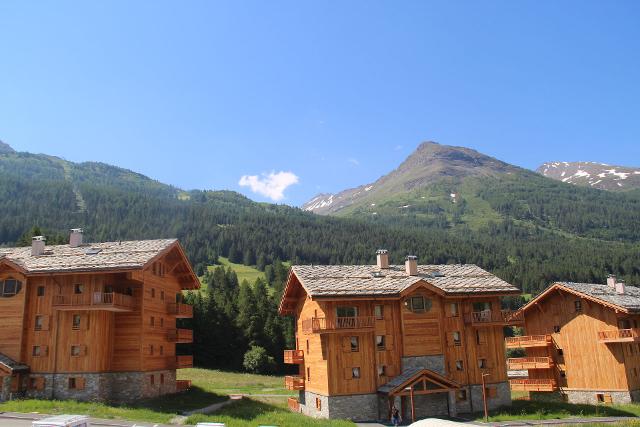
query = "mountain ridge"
xmin=537 ymin=161 xmax=640 ymax=191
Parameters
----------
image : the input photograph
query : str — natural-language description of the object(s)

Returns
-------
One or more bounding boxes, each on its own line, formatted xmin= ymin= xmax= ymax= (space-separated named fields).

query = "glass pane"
xmin=337 ymin=306 xmax=357 ymax=318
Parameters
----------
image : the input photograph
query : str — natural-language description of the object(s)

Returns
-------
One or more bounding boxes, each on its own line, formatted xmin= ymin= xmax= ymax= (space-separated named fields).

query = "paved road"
xmin=0 ymin=413 xmax=175 ymax=427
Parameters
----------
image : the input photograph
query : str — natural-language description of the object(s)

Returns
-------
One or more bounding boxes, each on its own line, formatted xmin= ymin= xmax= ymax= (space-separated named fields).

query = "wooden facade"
xmin=511 ymin=279 xmax=640 ymax=404
xmin=0 ymin=234 xmax=198 ymax=402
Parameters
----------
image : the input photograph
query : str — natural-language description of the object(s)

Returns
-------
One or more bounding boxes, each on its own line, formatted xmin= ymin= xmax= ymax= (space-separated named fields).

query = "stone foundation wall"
xmin=299 ymin=391 xmax=379 ymax=421
xmin=0 ymin=376 xmax=11 ymax=402
xmin=467 ymin=382 xmax=511 ymax=413
xmin=531 ymin=389 xmax=634 ymax=405
xmin=401 ymin=355 xmax=445 ymax=375
xmin=412 ymin=393 xmax=449 ymax=418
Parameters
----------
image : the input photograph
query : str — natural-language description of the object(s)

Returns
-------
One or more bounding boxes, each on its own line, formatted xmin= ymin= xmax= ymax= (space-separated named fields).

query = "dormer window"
xmin=74 ymin=284 xmax=84 ymax=294
xmin=407 ymin=296 xmax=432 ymax=313
xmin=0 ymin=278 xmax=22 ymax=298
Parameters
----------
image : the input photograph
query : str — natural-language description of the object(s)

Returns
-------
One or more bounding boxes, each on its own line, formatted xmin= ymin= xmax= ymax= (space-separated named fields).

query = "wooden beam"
xmin=410 ymin=384 xmax=415 ymax=423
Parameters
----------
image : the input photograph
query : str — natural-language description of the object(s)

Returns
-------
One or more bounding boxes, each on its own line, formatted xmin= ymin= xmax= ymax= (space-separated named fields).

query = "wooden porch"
xmin=598 ymin=329 xmax=640 ymax=343
xmin=167 ymin=302 xmax=193 ymax=318
xmin=167 ymin=328 xmax=193 ymax=343
xmin=505 ymin=334 xmax=552 ymax=349
xmin=510 ymin=379 xmax=557 ymax=392
xmin=284 ymin=375 xmax=305 ymax=390
xmin=283 ymin=349 xmax=304 ymax=364
xmin=464 ymin=310 xmax=524 ymax=327
xmin=176 ymin=355 xmax=193 ymax=369
xmin=301 ymin=316 xmax=375 ymax=334
xmin=507 ymin=357 xmax=554 ymax=370
xmin=53 ymin=292 xmax=136 ymax=312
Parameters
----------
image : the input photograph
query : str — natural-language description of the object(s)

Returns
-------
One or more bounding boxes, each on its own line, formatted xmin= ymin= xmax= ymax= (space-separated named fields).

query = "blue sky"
xmin=1 ymin=1 xmax=639 ymax=206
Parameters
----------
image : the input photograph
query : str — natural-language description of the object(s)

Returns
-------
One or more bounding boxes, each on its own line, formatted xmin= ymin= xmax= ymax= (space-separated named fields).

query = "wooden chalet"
xmin=509 ymin=276 xmax=640 ymax=404
xmin=0 ymin=229 xmax=198 ymax=402
xmin=279 ymin=250 xmax=521 ymax=422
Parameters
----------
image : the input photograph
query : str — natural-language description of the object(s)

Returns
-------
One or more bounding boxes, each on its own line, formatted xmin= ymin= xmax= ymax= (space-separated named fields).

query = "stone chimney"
xmin=616 ymin=280 xmax=626 ymax=295
xmin=376 ymin=249 xmax=389 ymax=269
xmin=405 ymin=255 xmax=418 ymax=276
xmin=32 ymin=236 xmax=46 ymax=256
xmin=69 ymin=228 xmax=84 ymax=248
xmin=607 ymin=274 xmax=617 ymax=289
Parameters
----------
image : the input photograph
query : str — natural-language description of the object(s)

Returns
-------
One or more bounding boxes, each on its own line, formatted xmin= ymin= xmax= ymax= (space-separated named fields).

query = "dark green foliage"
xmin=243 ymin=346 xmax=276 ymax=375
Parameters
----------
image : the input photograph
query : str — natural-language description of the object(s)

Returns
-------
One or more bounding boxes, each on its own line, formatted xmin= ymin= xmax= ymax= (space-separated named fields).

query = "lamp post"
xmin=481 ymin=373 xmax=490 ymax=422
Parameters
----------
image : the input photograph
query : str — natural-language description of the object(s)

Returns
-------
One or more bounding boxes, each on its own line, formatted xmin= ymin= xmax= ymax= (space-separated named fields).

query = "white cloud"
xmin=348 ymin=158 xmax=360 ymax=166
xmin=238 ymin=171 xmax=299 ymax=201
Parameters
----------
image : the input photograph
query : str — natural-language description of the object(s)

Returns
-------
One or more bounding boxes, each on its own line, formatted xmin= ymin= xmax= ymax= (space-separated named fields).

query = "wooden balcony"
xmin=284 ymin=375 xmax=305 ymax=390
xmin=505 ymin=335 xmax=552 ymax=349
xmin=507 ymin=357 xmax=554 ymax=370
xmin=167 ymin=328 xmax=193 ymax=343
xmin=53 ymin=292 xmax=135 ymax=312
xmin=176 ymin=379 xmax=191 ymax=392
xmin=176 ymin=355 xmax=193 ymax=369
xmin=301 ymin=316 xmax=375 ymax=334
xmin=284 ymin=349 xmax=304 ymax=364
xmin=598 ymin=329 xmax=640 ymax=343
xmin=167 ymin=302 xmax=193 ymax=318
xmin=288 ymin=397 xmax=300 ymax=412
xmin=464 ymin=310 xmax=524 ymax=327
xmin=510 ymin=379 xmax=557 ymax=392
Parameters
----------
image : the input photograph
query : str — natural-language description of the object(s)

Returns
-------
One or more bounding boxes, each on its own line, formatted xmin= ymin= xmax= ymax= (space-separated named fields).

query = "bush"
xmin=243 ymin=346 xmax=276 ymax=374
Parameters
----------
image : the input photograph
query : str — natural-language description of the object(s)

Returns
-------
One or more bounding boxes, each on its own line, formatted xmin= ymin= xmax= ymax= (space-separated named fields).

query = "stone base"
xmin=299 ymin=391 xmax=379 ymax=421
xmin=531 ymin=389 xmax=637 ymax=405
xmin=401 ymin=356 xmax=445 ymax=375
xmin=18 ymin=370 xmax=176 ymax=403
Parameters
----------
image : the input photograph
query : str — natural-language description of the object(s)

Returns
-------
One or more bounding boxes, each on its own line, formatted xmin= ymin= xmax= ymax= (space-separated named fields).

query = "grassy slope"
xmin=210 ymin=257 xmax=266 ymax=285
xmin=477 ymin=400 xmax=640 ymax=422
xmin=179 ymin=368 xmax=295 ymax=396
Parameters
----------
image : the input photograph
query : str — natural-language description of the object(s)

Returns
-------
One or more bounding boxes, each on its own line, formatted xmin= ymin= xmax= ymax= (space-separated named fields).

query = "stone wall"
xmin=466 ymin=382 xmax=511 ymax=413
xmin=531 ymin=389 xmax=636 ymax=405
xmin=401 ymin=355 xmax=445 ymax=375
xmin=412 ymin=393 xmax=449 ymax=418
xmin=299 ymin=390 xmax=378 ymax=421
xmin=0 ymin=376 xmax=11 ymax=401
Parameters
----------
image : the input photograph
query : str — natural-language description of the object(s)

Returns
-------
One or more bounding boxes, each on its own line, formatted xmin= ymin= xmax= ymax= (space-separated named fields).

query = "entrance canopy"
xmin=0 ymin=353 xmax=29 ymax=375
xmin=378 ymin=367 xmax=460 ymax=396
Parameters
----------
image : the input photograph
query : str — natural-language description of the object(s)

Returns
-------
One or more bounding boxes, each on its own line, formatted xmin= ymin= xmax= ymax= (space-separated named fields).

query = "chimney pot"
xmin=31 ymin=236 xmax=46 ymax=256
xmin=70 ymin=228 xmax=84 ymax=248
xmin=607 ymin=274 xmax=617 ymax=288
xmin=616 ymin=280 xmax=626 ymax=295
xmin=376 ymin=249 xmax=389 ymax=269
xmin=405 ymin=255 xmax=418 ymax=276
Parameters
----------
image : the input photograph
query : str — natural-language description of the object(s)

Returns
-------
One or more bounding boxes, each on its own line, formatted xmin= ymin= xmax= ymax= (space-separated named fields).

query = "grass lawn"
xmin=211 ymin=257 xmax=266 ymax=285
xmin=478 ymin=400 xmax=640 ymax=422
xmin=179 ymin=367 xmax=295 ymax=396
xmin=186 ymin=396 xmax=355 ymax=427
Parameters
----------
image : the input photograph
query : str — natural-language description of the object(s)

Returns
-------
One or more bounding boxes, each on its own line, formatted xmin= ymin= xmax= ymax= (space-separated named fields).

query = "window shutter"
xmin=76 ymin=377 xmax=85 ymax=390
xmin=343 ymin=367 xmax=352 ymax=380
xmin=41 ymin=315 xmax=50 ymax=331
xmin=82 ymin=345 xmax=88 ymax=356
xmin=38 ymin=377 xmax=46 ymax=390
xmin=85 ymin=314 xmax=91 ymax=330
xmin=341 ymin=336 xmax=351 ymax=352
xmin=386 ymin=335 xmax=394 ymax=350
xmin=43 ymin=346 xmax=49 ymax=356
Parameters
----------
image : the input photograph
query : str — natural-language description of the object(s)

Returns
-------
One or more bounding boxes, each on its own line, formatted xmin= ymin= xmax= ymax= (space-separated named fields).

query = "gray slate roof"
xmin=378 ymin=367 xmax=424 ymax=394
xmin=292 ymin=264 xmax=519 ymax=297
xmin=557 ymin=282 xmax=640 ymax=312
xmin=0 ymin=239 xmax=177 ymax=274
xmin=0 ymin=352 xmax=29 ymax=373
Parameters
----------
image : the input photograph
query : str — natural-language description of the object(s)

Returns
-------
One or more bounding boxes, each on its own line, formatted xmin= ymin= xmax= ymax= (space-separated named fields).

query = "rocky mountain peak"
xmin=0 ymin=140 xmax=15 ymax=154
xmin=537 ymin=161 xmax=640 ymax=191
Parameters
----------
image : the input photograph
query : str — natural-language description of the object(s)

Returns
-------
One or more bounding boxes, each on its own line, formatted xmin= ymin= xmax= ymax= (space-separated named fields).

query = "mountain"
xmin=537 ymin=161 xmax=640 ymax=191
xmin=1 ymin=141 xmax=640 ymax=295
xmin=303 ymin=141 xmax=522 ymax=214
xmin=0 ymin=140 xmax=15 ymax=154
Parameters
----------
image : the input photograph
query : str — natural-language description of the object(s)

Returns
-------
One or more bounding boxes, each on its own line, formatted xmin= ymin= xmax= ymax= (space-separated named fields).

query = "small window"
xmin=149 ymin=344 xmax=154 ymax=356
xmin=161 ymin=290 xmax=165 ymax=301
xmin=374 ymin=305 xmax=384 ymax=320
xmin=350 ymin=336 xmax=359 ymax=352
xmin=409 ymin=296 xmax=426 ymax=312
xmin=72 ymin=314 xmax=81 ymax=330
xmin=74 ymin=284 xmax=84 ymax=294
xmin=452 ymin=331 xmax=461 ymax=346
xmin=455 ymin=360 xmax=464 ymax=371
xmin=352 ymin=367 xmax=361 ymax=379
xmin=71 ymin=345 xmax=83 ymax=357
xmin=0 ymin=279 xmax=22 ymax=297
xmin=151 ymin=288 xmax=156 ymax=298
xmin=557 ymin=348 xmax=564 ymax=356
xmin=35 ymin=315 xmax=44 ymax=331
xmin=378 ymin=365 xmax=386 ymax=377
xmin=560 ymin=370 xmax=566 ymax=378
xmin=315 ymin=397 xmax=322 ymax=411
xmin=473 ymin=301 xmax=492 ymax=312
xmin=306 ymin=340 xmax=310 ymax=355
xmin=376 ymin=335 xmax=386 ymax=350
xmin=485 ymin=386 xmax=498 ymax=398
xmin=476 ymin=330 xmax=486 ymax=345
xmin=478 ymin=358 xmax=488 ymax=369
xmin=574 ymin=300 xmax=582 ymax=312
xmin=596 ymin=393 xmax=604 ymax=403
xmin=450 ymin=303 xmax=459 ymax=317
xmin=150 ymin=375 xmax=155 ymax=385
xmin=160 ymin=374 xmax=165 ymax=385
xmin=150 ymin=316 xmax=155 ymax=327
xmin=37 ymin=286 xmax=45 ymax=297
xmin=554 ymin=325 xmax=561 ymax=333
xmin=307 ymin=367 xmax=311 ymax=381
xmin=32 ymin=346 xmax=42 ymax=357
xmin=456 ymin=389 xmax=467 ymax=401
xmin=160 ymin=317 xmax=164 ymax=327
xmin=68 ymin=378 xmax=77 ymax=389
xmin=160 ymin=345 xmax=164 ymax=355
xmin=337 ymin=306 xmax=358 ymax=318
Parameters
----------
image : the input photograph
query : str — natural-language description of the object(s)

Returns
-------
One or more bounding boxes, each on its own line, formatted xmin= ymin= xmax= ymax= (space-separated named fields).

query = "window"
xmin=557 ymin=348 xmax=564 ymax=356
xmin=574 ymin=300 xmax=582 ymax=312
xmin=160 ymin=374 xmax=165 ymax=385
xmin=69 ymin=378 xmax=77 ymax=389
xmin=337 ymin=306 xmax=358 ymax=318
xmin=476 ymin=330 xmax=487 ymax=345
xmin=315 ymin=397 xmax=322 ymax=411
xmin=68 ymin=377 xmax=84 ymax=390
xmin=478 ymin=358 xmax=488 ymax=369
xmin=306 ymin=340 xmax=310 ymax=355
xmin=378 ymin=365 xmax=386 ymax=377
xmin=160 ymin=346 xmax=164 ymax=356
xmin=307 ymin=367 xmax=311 ymax=381
xmin=350 ymin=336 xmax=359 ymax=352
xmin=150 ymin=375 xmax=155 ymax=385
xmin=455 ymin=360 xmax=464 ymax=371
xmin=0 ymin=279 xmax=22 ymax=297
xmin=160 ymin=317 xmax=164 ymax=327
xmin=376 ymin=335 xmax=386 ymax=350
xmin=151 ymin=288 xmax=156 ymax=298
xmin=485 ymin=387 xmax=498 ymax=399
xmin=149 ymin=344 xmax=154 ymax=356
xmin=409 ymin=296 xmax=428 ymax=313
xmin=450 ymin=303 xmax=459 ymax=317
xmin=374 ymin=305 xmax=384 ymax=320
xmin=473 ymin=301 xmax=492 ymax=312
xmin=71 ymin=345 xmax=85 ymax=357
xmin=150 ymin=316 xmax=155 ymax=327
xmin=596 ymin=393 xmax=604 ymax=403
xmin=74 ymin=284 xmax=84 ymax=294
xmin=32 ymin=346 xmax=42 ymax=357
xmin=560 ymin=370 xmax=566 ymax=378
xmin=37 ymin=286 xmax=45 ymax=297
xmin=554 ymin=325 xmax=561 ymax=333
xmin=456 ymin=390 xmax=467 ymax=401
xmin=35 ymin=315 xmax=44 ymax=331
xmin=452 ymin=331 xmax=461 ymax=346
xmin=352 ymin=367 xmax=361 ymax=379
xmin=161 ymin=290 xmax=165 ymax=301
xmin=72 ymin=314 xmax=81 ymax=330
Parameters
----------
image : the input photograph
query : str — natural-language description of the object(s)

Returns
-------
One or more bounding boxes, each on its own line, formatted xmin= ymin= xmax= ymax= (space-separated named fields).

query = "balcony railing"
xmin=507 ymin=357 xmax=554 ymax=370
xmin=284 ymin=349 xmax=304 ymax=364
xmin=284 ymin=375 xmax=305 ymax=390
xmin=53 ymin=292 xmax=135 ymax=312
xmin=167 ymin=303 xmax=193 ymax=318
xmin=505 ymin=335 xmax=552 ymax=349
xmin=301 ymin=316 xmax=376 ymax=334
xmin=288 ymin=397 xmax=300 ymax=412
xmin=176 ymin=355 xmax=193 ymax=369
xmin=167 ymin=328 xmax=193 ymax=343
xmin=464 ymin=310 xmax=524 ymax=327
xmin=176 ymin=379 xmax=191 ymax=392
xmin=510 ymin=379 xmax=557 ymax=392
xmin=598 ymin=329 xmax=640 ymax=343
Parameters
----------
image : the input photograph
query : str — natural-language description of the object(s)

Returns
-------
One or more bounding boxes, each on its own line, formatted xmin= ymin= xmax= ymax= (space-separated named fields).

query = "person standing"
xmin=391 ymin=405 xmax=402 ymax=426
